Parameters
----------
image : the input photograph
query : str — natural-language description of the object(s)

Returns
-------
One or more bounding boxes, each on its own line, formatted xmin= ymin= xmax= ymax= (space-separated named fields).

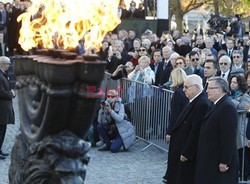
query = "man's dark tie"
xmin=228 ymin=50 xmax=231 ymax=57
xmin=222 ymin=73 xmax=225 ymax=78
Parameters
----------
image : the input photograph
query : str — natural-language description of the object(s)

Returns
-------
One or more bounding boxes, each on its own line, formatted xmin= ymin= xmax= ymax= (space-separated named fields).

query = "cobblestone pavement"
xmin=0 ymin=96 xmax=168 ymax=184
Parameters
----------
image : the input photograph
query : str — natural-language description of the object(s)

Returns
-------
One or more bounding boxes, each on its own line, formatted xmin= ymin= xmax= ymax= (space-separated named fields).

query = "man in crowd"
xmin=195 ymin=77 xmax=238 ymax=184
xmin=194 ymin=35 xmax=205 ymax=49
xmin=222 ymin=38 xmax=236 ymax=60
xmin=150 ymin=49 xmax=163 ymax=86
xmin=189 ymin=51 xmax=204 ymax=79
xmin=203 ymin=59 xmax=218 ymax=89
xmin=0 ymin=56 xmax=15 ymax=159
xmin=231 ymin=50 xmax=245 ymax=73
xmin=107 ymin=39 xmax=132 ymax=73
xmin=217 ymin=55 xmax=232 ymax=81
xmin=159 ymin=46 xmax=173 ymax=85
xmin=163 ymin=74 xmax=211 ymax=184
xmin=0 ymin=2 xmax=8 ymax=55
xmin=205 ymin=36 xmax=218 ymax=60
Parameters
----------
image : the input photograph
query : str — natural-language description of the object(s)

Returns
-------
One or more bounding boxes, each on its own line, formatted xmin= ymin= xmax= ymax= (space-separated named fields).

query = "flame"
xmin=17 ymin=0 xmax=121 ymax=51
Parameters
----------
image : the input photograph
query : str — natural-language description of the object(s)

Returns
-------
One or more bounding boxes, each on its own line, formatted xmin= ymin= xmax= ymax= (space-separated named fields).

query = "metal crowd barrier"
xmin=101 ymin=73 xmax=173 ymax=152
xmin=238 ymin=109 xmax=250 ymax=183
xmin=101 ymin=73 xmax=250 ymax=182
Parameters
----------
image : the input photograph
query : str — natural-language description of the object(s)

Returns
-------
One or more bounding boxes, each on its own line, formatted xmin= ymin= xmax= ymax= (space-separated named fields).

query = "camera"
xmin=121 ymin=65 xmax=128 ymax=69
xmin=101 ymin=100 xmax=110 ymax=107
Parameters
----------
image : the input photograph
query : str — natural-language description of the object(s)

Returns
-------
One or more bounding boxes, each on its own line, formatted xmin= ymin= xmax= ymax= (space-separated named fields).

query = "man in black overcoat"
xmin=195 ymin=77 xmax=238 ymax=184
xmin=163 ymin=74 xmax=211 ymax=184
xmin=0 ymin=56 xmax=15 ymax=159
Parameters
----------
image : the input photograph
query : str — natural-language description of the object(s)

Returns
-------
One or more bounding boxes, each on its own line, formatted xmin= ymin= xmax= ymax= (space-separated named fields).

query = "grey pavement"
xmin=0 ymin=96 xmax=168 ymax=184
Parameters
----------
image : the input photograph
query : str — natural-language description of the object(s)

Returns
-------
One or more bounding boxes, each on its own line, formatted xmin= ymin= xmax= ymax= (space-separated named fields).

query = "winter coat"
xmin=98 ymin=98 xmax=135 ymax=149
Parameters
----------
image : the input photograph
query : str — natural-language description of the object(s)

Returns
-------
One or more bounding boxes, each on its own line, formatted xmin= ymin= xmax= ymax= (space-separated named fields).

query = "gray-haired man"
xmin=0 ymin=56 xmax=15 ymax=159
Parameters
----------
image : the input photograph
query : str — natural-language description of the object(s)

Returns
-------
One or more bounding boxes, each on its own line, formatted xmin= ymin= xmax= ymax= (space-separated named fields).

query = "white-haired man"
xmin=163 ymin=74 xmax=211 ymax=184
xmin=0 ymin=56 xmax=15 ymax=159
xmin=217 ymin=55 xmax=232 ymax=81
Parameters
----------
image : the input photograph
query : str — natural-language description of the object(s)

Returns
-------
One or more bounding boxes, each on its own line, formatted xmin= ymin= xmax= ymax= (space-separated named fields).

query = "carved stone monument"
xmin=9 ymin=53 xmax=106 ymax=183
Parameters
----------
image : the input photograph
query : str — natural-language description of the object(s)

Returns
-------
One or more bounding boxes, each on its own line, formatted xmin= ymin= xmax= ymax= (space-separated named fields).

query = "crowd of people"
xmin=93 ymin=22 xmax=250 ymax=183
xmin=0 ymin=1 xmax=30 ymax=56
xmin=1 ymin=0 xmax=250 ymax=183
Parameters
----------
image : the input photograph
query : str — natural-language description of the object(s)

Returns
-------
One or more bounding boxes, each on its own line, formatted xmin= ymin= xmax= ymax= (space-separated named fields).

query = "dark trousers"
xmin=97 ymin=123 xmax=123 ymax=153
xmin=0 ymin=124 xmax=7 ymax=151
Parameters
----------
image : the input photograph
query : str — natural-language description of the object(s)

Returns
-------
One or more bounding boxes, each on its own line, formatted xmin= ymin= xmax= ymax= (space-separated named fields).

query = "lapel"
xmin=0 ymin=69 xmax=9 ymax=81
xmin=203 ymin=95 xmax=227 ymax=120
xmin=172 ymin=92 xmax=205 ymax=131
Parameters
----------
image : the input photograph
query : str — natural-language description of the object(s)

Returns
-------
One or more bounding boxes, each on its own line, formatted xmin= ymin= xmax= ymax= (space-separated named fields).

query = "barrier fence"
xmin=101 ymin=73 xmax=250 ymax=183
xmin=100 ymin=73 xmax=173 ymax=152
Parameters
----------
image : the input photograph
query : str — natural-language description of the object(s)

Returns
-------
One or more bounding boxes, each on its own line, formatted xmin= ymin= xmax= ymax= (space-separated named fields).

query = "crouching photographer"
xmin=97 ymin=89 xmax=136 ymax=153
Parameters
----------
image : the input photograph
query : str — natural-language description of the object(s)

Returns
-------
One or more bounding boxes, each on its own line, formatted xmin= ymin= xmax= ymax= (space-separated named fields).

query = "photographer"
xmin=107 ymin=40 xmax=132 ymax=74
xmin=111 ymin=62 xmax=134 ymax=80
xmin=97 ymin=89 xmax=135 ymax=153
xmin=228 ymin=15 xmax=245 ymax=40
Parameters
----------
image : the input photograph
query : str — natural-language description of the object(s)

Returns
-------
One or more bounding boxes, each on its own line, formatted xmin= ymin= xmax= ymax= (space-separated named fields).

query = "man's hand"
xmin=166 ymin=134 xmax=171 ymax=142
xmin=219 ymin=163 xmax=229 ymax=172
xmin=247 ymin=140 xmax=250 ymax=148
xmin=115 ymin=52 xmax=122 ymax=59
xmin=10 ymin=89 xmax=15 ymax=98
xmin=180 ymin=155 xmax=188 ymax=162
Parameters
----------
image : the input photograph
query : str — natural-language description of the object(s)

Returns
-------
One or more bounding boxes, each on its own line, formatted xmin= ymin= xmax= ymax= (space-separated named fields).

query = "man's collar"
xmin=214 ymin=94 xmax=226 ymax=104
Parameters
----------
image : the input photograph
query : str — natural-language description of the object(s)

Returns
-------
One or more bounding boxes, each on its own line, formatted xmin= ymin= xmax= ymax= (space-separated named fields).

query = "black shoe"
xmin=0 ymin=154 xmax=5 ymax=160
xmin=98 ymin=145 xmax=110 ymax=151
xmin=0 ymin=151 xmax=9 ymax=157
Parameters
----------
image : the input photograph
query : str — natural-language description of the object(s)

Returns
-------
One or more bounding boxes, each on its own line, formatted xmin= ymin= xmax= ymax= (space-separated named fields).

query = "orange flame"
xmin=17 ymin=0 xmax=121 ymax=51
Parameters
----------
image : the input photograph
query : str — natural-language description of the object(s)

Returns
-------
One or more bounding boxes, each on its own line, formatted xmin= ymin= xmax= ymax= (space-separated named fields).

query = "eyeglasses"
xmin=207 ymin=86 xmax=220 ymax=90
xmin=176 ymin=62 xmax=183 ymax=65
xmin=233 ymin=56 xmax=241 ymax=58
xmin=191 ymin=58 xmax=199 ymax=62
xmin=184 ymin=84 xmax=196 ymax=89
xmin=219 ymin=63 xmax=228 ymax=65
xmin=139 ymin=49 xmax=146 ymax=52
xmin=107 ymin=95 xmax=116 ymax=98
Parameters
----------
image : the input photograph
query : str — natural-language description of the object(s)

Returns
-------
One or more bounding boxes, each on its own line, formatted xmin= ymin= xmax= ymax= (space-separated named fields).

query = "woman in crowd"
xmin=128 ymin=55 xmax=155 ymax=85
xmin=163 ymin=68 xmax=189 ymax=183
xmin=97 ymin=89 xmax=135 ymax=153
xmin=169 ymin=52 xmax=180 ymax=69
xmin=111 ymin=61 xmax=134 ymax=80
xmin=229 ymin=75 xmax=250 ymax=181
xmin=132 ymin=38 xmax=141 ymax=51
xmin=130 ymin=45 xmax=150 ymax=66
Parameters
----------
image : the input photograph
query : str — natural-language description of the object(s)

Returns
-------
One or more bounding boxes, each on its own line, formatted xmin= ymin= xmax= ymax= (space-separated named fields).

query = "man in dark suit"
xmin=216 ymin=55 xmax=232 ymax=81
xmin=221 ymin=38 xmax=236 ymax=60
xmin=0 ymin=56 xmax=15 ymax=159
xmin=159 ymin=46 xmax=173 ymax=86
xmin=150 ymin=49 xmax=163 ymax=86
xmin=163 ymin=74 xmax=211 ymax=184
xmin=195 ymin=77 xmax=238 ymax=184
